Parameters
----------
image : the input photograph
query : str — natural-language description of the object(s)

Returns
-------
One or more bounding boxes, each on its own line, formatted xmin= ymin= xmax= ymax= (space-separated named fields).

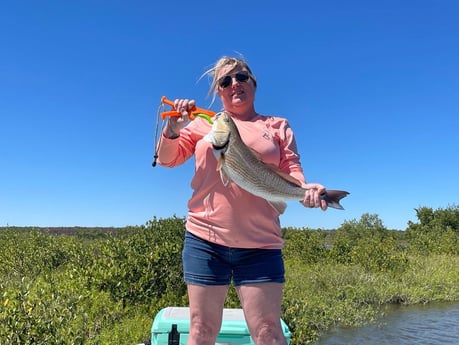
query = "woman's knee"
xmin=189 ymin=318 xmax=220 ymax=343
xmin=252 ymin=320 xmax=287 ymax=344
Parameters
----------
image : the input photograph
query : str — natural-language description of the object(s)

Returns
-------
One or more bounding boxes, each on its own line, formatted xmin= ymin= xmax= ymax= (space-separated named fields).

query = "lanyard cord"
xmin=152 ymin=103 xmax=166 ymax=167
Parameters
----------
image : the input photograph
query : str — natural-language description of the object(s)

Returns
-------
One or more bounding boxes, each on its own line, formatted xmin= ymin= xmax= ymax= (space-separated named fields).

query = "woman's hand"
xmin=301 ymin=183 xmax=328 ymax=211
xmin=164 ymin=99 xmax=196 ymax=138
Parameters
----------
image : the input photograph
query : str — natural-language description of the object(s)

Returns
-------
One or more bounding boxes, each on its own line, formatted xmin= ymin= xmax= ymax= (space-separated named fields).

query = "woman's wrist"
xmin=164 ymin=125 xmax=179 ymax=139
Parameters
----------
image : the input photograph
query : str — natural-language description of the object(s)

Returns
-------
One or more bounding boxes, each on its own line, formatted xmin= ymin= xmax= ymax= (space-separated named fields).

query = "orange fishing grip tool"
xmin=160 ymin=96 xmax=216 ymax=121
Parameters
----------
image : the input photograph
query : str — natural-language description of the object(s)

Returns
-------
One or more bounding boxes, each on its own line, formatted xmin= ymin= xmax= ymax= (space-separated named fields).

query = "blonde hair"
xmin=201 ymin=56 xmax=257 ymax=105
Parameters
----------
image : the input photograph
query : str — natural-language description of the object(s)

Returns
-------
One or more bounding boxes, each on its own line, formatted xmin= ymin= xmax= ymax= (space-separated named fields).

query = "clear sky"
xmin=1 ymin=0 xmax=458 ymax=230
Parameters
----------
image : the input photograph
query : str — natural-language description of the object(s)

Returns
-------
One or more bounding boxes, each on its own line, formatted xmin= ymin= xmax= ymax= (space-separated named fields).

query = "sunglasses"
xmin=217 ymin=72 xmax=251 ymax=89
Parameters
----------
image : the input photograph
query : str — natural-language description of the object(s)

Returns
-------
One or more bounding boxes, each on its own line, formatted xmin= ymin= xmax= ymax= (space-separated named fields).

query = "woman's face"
xmin=216 ymin=64 xmax=256 ymax=113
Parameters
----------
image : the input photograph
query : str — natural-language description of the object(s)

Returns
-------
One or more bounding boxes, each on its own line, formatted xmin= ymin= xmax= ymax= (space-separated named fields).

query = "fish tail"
xmin=321 ymin=190 xmax=350 ymax=210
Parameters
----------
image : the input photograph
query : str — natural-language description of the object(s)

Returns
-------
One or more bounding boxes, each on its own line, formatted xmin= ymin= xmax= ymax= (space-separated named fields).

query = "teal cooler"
xmin=151 ymin=307 xmax=291 ymax=344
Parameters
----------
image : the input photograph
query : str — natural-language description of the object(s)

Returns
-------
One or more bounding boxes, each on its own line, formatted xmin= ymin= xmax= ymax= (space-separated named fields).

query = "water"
xmin=316 ymin=302 xmax=459 ymax=345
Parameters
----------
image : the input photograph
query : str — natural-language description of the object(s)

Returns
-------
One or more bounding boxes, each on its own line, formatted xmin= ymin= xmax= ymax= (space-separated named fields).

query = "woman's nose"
xmin=230 ymin=76 xmax=239 ymax=86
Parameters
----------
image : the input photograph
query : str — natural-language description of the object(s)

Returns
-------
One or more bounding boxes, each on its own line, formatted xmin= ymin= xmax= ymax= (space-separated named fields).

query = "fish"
xmin=203 ymin=111 xmax=349 ymax=214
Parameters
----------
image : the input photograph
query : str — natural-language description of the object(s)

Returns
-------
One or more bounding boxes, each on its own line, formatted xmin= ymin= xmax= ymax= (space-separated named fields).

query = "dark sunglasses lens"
xmin=218 ymin=73 xmax=250 ymax=88
xmin=235 ymin=73 xmax=249 ymax=82
xmin=218 ymin=76 xmax=232 ymax=88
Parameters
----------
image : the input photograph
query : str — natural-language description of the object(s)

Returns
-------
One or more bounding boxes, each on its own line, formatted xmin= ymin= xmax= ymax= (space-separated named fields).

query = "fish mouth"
xmin=212 ymin=135 xmax=230 ymax=151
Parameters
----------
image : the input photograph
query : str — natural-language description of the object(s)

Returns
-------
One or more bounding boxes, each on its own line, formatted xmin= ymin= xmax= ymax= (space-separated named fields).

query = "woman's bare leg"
xmin=186 ymin=284 xmax=229 ymax=345
xmin=237 ymin=283 xmax=287 ymax=345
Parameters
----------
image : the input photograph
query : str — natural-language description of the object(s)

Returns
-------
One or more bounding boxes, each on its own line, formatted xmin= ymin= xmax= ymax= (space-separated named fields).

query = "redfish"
xmin=204 ymin=112 xmax=349 ymax=214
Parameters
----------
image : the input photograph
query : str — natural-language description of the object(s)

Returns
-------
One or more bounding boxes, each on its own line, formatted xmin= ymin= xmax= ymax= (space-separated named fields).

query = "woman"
xmin=157 ymin=56 xmax=328 ymax=345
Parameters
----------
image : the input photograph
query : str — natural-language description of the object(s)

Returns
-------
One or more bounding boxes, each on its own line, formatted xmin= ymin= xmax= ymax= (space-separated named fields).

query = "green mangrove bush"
xmin=0 ymin=206 xmax=458 ymax=344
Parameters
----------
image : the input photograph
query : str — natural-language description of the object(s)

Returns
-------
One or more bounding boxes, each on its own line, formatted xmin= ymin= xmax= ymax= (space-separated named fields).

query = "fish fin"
xmin=249 ymin=147 xmax=263 ymax=160
xmin=322 ymin=190 xmax=350 ymax=210
xmin=249 ymin=147 xmax=304 ymax=187
xmin=219 ymin=169 xmax=231 ymax=186
xmin=216 ymin=153 xmax=224 ymax=171
xmin=248 ymin=148 xmax=304 ymax=187
xmin=216 ymin=154 xmax=231 ymax=186
xmin=265 ymin=163 xmax=304 ymax=187
xmin=269 ymin=201 xmax=288 ymax=214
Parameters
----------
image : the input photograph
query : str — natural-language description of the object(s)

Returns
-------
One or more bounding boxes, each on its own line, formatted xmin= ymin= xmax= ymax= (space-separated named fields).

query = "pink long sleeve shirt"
xmin=157 ymin=114 xmax=306 ymax=249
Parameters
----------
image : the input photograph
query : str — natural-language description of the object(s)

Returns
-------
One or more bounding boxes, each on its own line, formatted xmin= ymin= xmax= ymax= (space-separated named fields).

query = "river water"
xmin=316 ymin=302 xmax=459 ymax=345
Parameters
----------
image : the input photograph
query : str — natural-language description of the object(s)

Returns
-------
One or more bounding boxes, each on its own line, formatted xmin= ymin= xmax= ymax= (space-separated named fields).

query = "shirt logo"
xmin=262 ymin=131 xmax=271 ymax=140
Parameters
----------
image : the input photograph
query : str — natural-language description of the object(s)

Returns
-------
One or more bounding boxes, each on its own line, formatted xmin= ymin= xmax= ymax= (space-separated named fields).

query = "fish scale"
xmin=223 ymin=150 xmax=305 ymax=201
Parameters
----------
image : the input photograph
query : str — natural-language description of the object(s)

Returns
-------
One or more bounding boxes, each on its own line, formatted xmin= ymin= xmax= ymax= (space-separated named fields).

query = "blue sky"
xmin=1 ymin=1 xmax=458 ymax=230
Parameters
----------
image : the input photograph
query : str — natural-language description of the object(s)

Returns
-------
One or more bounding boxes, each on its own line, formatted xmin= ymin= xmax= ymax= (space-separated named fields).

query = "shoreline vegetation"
xmin=1 ymin=206 xmax=458 ymax=344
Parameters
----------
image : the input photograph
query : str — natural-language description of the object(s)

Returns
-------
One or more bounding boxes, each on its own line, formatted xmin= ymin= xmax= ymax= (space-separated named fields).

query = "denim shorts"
xmin=182 ymin=231 xmax=285 ymax=286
